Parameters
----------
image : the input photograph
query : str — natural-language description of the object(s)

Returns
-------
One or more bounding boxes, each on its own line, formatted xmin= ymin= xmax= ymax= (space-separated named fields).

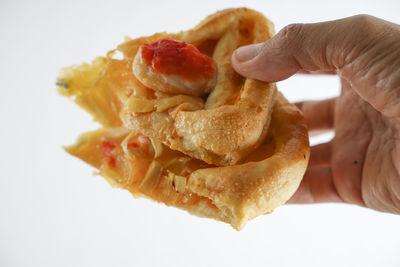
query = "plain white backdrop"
xmin=1 ymin=0 xmax=400 ymax=266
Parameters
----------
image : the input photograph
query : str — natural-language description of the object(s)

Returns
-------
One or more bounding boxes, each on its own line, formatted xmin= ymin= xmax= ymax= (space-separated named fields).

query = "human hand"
xmin=231 ymin=15 xmax=400 ymax=214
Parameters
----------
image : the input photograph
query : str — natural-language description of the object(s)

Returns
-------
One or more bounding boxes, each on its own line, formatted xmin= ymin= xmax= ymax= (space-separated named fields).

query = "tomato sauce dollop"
xmin=141 ymin=38 xmax=216 ymax=81
xmin=102 ymin=140 xmax=117 ymax=168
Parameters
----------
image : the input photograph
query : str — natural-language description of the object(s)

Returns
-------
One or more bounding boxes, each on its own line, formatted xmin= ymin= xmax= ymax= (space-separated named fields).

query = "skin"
xmin=231 ymin=15 xmax=400 ymax=214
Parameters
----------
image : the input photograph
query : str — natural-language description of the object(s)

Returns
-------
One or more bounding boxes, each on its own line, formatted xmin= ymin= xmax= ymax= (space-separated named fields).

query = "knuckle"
xmin=280 ymin=23 xmax=305 ymax=44
xmin=340 ymin=14 xmax=386 ymax=68
xmin=351 ymin=14 xmax=377 ymax=25
xmin=350 ymin=14 xmax=380 ymax=36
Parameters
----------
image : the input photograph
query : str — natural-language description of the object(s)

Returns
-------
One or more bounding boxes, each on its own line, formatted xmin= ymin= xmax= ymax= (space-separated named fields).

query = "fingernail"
xmin=234 ymin=44 xmax=260 ymax=62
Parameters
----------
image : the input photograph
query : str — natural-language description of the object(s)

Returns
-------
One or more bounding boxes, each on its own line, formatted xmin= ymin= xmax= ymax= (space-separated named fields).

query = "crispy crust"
xmin=122 ymin=80 xmax=276 ymax=166
xmin=188 ymin=93 xmax=310 ymax=229
xmin=58 ymin=8 xmax=310 ymax=230
xmin=65 ymin=93 xmax=309 ymax=230
xmin=120 ymin=8 xmax=276 ymax=166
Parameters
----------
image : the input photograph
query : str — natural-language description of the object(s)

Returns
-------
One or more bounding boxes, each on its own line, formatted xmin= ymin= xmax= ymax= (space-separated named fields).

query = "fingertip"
xmin=301 ymin=99 xmax=335 ymax=132
xmin=231 ymin=46 xmax=262 ymax=79
xmin=231 ymin=50 xmax=247 ymax=74
xmin=288 ymin=166 xmax=343 ymax=204
xmin=233 ymin=44 xmax=261 ymax=62
xmin=232 ymin=43 xmax=300 ymax=82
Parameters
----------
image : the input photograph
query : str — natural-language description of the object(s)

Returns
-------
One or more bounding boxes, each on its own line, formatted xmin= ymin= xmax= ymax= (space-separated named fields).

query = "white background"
xmin=1 ymin=0 xmax=400 ymax=266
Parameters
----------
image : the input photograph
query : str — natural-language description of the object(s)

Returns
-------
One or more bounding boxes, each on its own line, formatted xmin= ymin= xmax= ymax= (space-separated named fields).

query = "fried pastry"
xmin=57 ymin=8 xmax=309 ymax=230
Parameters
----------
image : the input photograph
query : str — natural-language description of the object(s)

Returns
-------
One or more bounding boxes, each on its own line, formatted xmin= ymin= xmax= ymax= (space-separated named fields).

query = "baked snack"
xmin=57 ymin=8 xmax=309 ymax=230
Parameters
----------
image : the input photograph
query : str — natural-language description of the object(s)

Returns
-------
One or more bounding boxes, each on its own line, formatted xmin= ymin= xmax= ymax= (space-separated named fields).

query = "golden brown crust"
xmin=188 ymin=93 xmax=310 ymax=229
xmin=58 ymin=8 xmax=310 ymax=230
xmin=121 ymin=8 xmax=277 ymax=166
xmin=122 ymin=80 xmax=276 ymax=166
xmin=65 ymin=93 xmax=309 ymax=230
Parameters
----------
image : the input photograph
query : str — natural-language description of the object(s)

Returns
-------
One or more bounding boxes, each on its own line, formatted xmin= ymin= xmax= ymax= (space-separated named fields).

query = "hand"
xmin=231 ymin=15 xmax=400 ymax=214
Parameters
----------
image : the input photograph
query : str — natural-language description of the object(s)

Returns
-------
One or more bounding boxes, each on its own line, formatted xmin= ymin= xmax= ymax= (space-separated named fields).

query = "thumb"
xmin=231 ymin=21 xmax=339 ymax=82
xmin=232 ymin=15 xmax=392 ymax=82
xmin=231 ymin=15 xmax=400 ymax=118
xmin=231 ymin=30 xmax=303 ymax=82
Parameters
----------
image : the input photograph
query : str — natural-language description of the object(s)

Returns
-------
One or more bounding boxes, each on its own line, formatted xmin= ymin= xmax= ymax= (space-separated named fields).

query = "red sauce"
xmin=101 ymin=140 xmax=117 ymax=168
xmin=127 ymin=142 xmax=139 ymax=148
xmin=141 ymin=38 xmax=216 ymax=81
